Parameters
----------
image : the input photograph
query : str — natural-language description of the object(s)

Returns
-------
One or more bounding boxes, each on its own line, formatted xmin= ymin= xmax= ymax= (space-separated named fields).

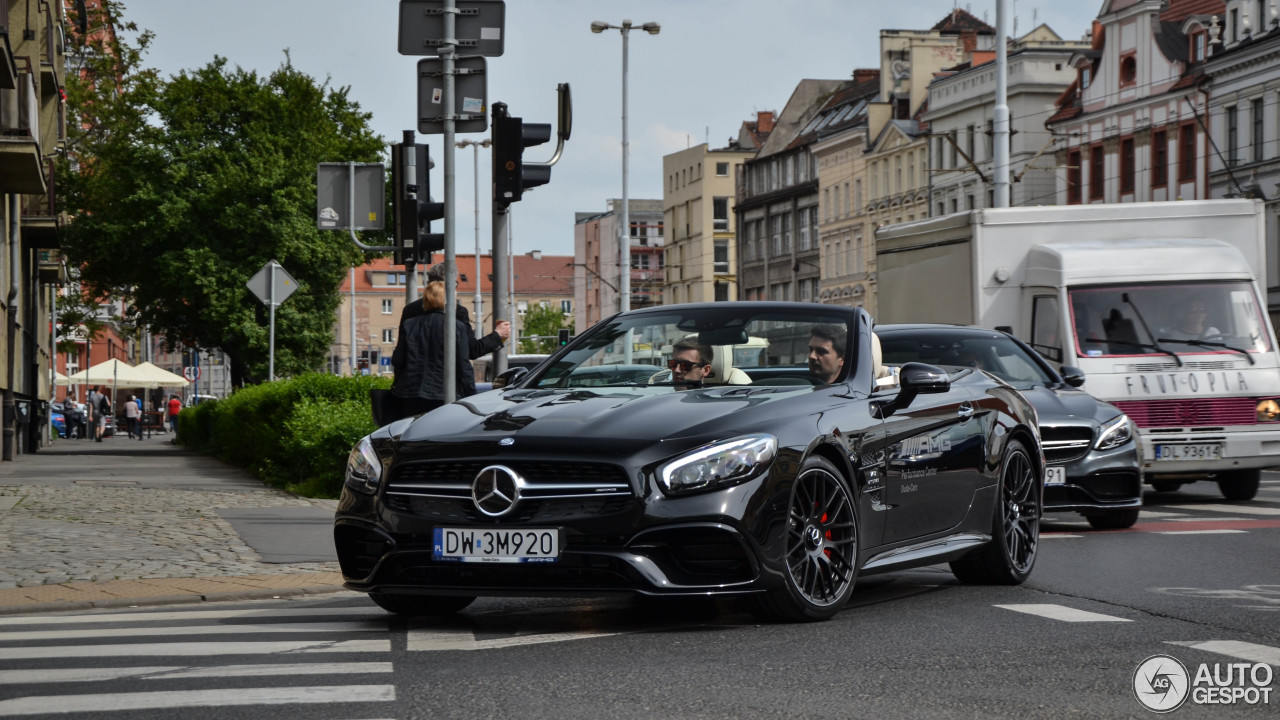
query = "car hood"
xmin=1014 ymin=384 xmax=1115 ymax=424
xmin=397 ymin=385 xmax=816 ymax=453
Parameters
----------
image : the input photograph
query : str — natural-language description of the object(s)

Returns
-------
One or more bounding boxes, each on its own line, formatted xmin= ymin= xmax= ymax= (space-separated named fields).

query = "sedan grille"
xmin=1039 ymin=425 xmax=1093 ymax=465
xmin=1112 ymin=398 xmax=1256 ymax=428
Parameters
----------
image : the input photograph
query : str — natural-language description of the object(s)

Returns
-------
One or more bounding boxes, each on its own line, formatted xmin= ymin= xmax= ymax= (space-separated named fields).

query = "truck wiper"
xmin=1099 ymin=337 xmax=1185 ymax=366
xmin=1156 ymin=338 xmax=1256 ymax=365
xmin=1122 ymin=293 xmax=1182 ymax=367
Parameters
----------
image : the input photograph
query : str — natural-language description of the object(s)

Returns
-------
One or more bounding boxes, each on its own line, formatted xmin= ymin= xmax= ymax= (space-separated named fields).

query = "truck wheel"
xmin=1150 ymin=480 xmax=1181 ymax=493
xmin=1086 ymin=508 xmax=1139 ymax=530
xmin=369 ymin=592 xmax=475 ymax=616
xmin=1217 ymin=470 xmax=1260 ymax=501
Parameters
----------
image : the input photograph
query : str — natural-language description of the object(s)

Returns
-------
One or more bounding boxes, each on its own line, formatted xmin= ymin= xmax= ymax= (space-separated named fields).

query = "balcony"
xmin=0 ymin=29 xmax=16 ymax=90
xmin=0 ymin=68 xmax=46 ymax=194
xmin=37 ymin=247 xmax=66 ymax=285
xmin=21 ymin=156 xmax=59 ymax=248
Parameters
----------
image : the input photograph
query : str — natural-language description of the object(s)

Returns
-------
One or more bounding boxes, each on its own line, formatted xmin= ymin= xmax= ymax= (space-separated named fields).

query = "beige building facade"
xmin=662 ymin=143 xmax=752 ymax=306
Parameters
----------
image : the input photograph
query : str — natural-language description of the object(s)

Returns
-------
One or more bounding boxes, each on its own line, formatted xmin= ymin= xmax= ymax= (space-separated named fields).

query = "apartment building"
xmin=573 ymin=199 xmax=663 ymax=332
xmin=662 ymin=142 xmax=753 ymax=306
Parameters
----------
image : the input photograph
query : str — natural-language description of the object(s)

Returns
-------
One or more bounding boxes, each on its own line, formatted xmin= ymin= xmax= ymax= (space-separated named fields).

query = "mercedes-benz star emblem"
xmin=472 ymin=465 xmax=524 ymax=517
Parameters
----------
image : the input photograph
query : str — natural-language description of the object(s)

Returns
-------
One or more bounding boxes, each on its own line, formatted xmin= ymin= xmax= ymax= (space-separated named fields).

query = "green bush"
xmin=181 ymin=373 xmax=391 ymax=498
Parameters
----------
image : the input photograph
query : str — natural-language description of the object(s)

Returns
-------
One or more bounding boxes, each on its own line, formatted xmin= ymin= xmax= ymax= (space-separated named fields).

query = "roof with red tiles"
xmin=1158 ymin=0 xmax=1225 ymax=23
xmin=931 ymin=7 xmax=996 ymax=34
xmin=338 ymin=254 xmax=575 ymax=297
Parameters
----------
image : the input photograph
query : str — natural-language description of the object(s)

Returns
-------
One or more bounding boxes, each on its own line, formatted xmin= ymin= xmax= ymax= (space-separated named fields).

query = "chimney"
xmin=756 ymin=111 xmax=775 ymax=134
xmin=852 ymin=68 xmax=879 ymax=86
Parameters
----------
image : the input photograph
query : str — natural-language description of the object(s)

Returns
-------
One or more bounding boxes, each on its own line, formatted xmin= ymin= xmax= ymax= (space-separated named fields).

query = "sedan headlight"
xmin=658 ymin=434 xmax=777 ymax=495
xmin=1095 ymin=415 xmax=1134 ymax=451
xmin=345 ymin=436 xmax=384 ymax=494
xmin=1256 ymin=398 xmax=1280 ymax=423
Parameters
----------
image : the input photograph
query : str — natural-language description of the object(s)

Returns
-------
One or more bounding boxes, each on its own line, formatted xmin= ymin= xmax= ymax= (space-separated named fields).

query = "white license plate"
xmin=433 ymin=527 xmax=560 ymax=563
xmin=1154 ymin=443 xmax=1223 ymax=461
xmin=1044 ymin=466 xmax=1066 ymax=485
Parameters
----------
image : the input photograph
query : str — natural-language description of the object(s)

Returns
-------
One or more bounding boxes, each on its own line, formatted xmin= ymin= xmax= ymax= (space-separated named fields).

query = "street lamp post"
xmin=456 ymin=138 xmax=491 ymax=325
xmin=591 ymin=19 xmax=660 ymax=314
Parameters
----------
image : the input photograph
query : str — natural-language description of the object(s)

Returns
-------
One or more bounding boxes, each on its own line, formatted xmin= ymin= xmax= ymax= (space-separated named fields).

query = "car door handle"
xmin=958 ymin=402 xmax=974 ymax=421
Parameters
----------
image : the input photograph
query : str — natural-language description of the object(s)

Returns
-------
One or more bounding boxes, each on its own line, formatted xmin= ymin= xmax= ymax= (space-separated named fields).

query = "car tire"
xmin=1085 ymin=508 xmax=1139 ymax=530
xmin=749 ymin=455 xmax=858 ymax=623
xmin=1151 ymin=481 xmax=1181 ymax=493
xmin=950 ymin=438 xmax=1039 ymax=585
xmin=1217 ymin=469 xmax=1261 ymax=501
xmin=368 ymin=592 xmax=476 ymax=616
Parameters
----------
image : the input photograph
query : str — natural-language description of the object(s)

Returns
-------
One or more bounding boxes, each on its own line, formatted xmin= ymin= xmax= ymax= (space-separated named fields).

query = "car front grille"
xmin=1040 ymin=425 xmax=1093 ymax=465
xmin=1112 ymin=398 xmax=1256 ymax=428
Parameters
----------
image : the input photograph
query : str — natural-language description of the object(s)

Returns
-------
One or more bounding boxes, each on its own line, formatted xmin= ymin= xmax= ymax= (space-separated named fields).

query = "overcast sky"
xmin=119 ymin=1 xmax=1105 ymax=257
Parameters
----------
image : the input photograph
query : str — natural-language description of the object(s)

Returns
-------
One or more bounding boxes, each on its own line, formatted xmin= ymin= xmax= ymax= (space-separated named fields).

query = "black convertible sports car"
xmin=876 ymin=325 xmax=1142 ymax=529
xmin=335 ymin=303 xmax=1045 ymax=622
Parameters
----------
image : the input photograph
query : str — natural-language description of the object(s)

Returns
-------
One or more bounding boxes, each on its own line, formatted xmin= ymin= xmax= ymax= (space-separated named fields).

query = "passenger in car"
xmin=807 ymin=325 xmax=846 ymax=384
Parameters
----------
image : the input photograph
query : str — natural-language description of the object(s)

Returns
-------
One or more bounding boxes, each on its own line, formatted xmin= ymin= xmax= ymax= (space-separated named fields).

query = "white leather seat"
xmin=709 ymin=345 xmax=752 ymax=385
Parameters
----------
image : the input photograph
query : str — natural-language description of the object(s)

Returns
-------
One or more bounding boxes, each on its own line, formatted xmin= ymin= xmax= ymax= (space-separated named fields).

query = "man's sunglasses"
xmin=668 ymin=359 xmax=704 ymax=372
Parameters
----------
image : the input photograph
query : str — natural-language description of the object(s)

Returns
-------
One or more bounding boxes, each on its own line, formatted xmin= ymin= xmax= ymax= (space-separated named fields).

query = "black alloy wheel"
xmin=950 ymin=438 xmax=1039 ymax=584
xmin=1151 ymin=480 xmax=1182 ymax=493
xmin=1217 ymin=469 xmax=1261 ymax=501
xmin=369 ymin=592 xmax=476 ymax=616
xmin=752 ymin=456 xmax=859 ymax=622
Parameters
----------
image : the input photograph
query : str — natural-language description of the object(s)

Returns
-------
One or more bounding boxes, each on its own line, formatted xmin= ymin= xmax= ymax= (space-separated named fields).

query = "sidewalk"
xmin=0 ymin=435 xmax=349 ymax=615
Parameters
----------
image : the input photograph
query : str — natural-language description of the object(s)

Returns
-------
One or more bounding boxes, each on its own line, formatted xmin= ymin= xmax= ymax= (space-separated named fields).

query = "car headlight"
xmin=1256 ymin=398 xmax=1280 ymax=423
xmin=345 ymin=436 xmax=384 ymax=494
xmin=657 ymin=434 xmax=777 ymax=495
xmin=1095 ymin=415 xmax=1134 ymax=451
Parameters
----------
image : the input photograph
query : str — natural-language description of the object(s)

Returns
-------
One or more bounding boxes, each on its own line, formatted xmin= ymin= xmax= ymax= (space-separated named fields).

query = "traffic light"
xmin=492 ymin=102 xmax=552 ymax=207
xmin=558 ymin=328 xmax=571 ymax=347
xmin=391 ymin=132 xmax=445 ymax=267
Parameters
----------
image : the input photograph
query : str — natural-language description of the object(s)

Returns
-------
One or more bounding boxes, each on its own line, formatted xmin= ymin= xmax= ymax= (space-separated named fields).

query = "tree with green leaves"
xmin=60 ymin=1 xmax=387 ymax=386
xmin=518 ymin=304 xmax=573 ymax=354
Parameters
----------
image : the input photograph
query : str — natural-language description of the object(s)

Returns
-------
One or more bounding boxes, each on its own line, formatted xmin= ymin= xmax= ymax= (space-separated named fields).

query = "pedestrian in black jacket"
xmin=391 ymin=281 xmax=477 ymax=419
xmin=398 ymin=262 xmax=510 ymax=359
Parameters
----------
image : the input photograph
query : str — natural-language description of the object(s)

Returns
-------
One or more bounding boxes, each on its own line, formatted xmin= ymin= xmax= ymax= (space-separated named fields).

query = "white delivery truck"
xmin=875 ymin=199 xmax=1279 ymax=501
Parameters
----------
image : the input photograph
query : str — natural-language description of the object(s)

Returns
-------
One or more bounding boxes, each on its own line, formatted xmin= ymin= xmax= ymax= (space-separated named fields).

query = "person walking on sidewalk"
xmin=167 ymin=394 xmax=182 ymax=434
xmin=88 ymin=385 xmax=109 ymax=442
xmin=124 ymin=394 xmax=142 ymax=441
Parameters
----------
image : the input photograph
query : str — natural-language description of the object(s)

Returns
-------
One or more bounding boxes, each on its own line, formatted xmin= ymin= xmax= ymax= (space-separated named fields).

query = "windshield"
xmin=1069 ymin=282 xmax=1272 ymax=358
xmin=528 ymin=306 xmax=855 ymax=389
xmin=879 ymin=331 xmax=1057 ymax=388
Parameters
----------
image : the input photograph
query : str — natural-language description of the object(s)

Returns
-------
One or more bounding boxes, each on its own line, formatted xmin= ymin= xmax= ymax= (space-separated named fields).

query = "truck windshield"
xmin=1069 ymin=282 xmax=1272 ymax=358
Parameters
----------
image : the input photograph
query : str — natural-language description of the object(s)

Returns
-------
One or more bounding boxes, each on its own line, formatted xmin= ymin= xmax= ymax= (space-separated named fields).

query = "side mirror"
xmin=873 ymin=362 xmax=949 ymax=419
xmin=493 ymin=366 xmax=529 ymax=389
xmin=1059 ymin=365 xmax=1086 ymax=388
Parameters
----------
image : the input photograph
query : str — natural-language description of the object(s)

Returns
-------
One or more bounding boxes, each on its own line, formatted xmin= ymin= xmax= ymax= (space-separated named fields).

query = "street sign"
xmin=398 ymin=0 xmax=505 ymax=57
xmin=316 ymin=163 xmax=385 ymax=230
xmin=182 ymin=366 xmax=201 ymax=381
xmin=417 ymin=55 xmax=488 ymax=134
xmin=246 ymin=260 xmax=298 ymax=307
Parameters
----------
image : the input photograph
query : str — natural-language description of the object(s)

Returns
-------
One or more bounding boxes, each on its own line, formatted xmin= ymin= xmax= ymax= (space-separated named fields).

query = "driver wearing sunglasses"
xmin=669 ymin=340 xmax=713 ymax=388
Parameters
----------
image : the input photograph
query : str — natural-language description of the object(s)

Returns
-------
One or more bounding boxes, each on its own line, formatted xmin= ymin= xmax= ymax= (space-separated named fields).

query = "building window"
xmin=714 ymin=239 xmax=729 ymax=273
xmin=822 ymin=188 xmax=830 ymax=222
xmin=1227 ymin=105 xmax=1238 ymax=166
xmin=381 ymin=299 xmax=393 ymax=314
xmin=934 ymin=136 xmax=945 ymax=170
xmin=966 ymin=124 xmax=976 ymax=161
xmin=771 ymin=215 xmax=783 ymax=256
xmin=713 ymin=196 xmax=730 ymax=231
xmin=1152 ymin=129 xmax=1168 ymax=188
xmin=854 ymin=178 xmax=862 ymax=210
xmin=1080 ymin=65 xmax=1091 ymax=90
xmin=1120 ymin=137 xmax=1135 ymax=194
xmin=1191 ymin=31 xmax=1206 ymax=62
xmin=1178 ymin=122 xmax=1197 ymax=181
xmin=1089 ymin=144 xmax=1104 ymax=200
xmin=949 ymin=131 xmax=958 ymax=168
xmin=1252 ymin=97 xmax=1264 ymax=163
xmin=560 ymin=299 xmax=572 ymax=313
xmin=1229 ymin=8 xmax=1238 ymax=43
xmin=1067 ymin=149 xmax=1082 ymax=203
xmin=715 ymin=161 xmax=729 ymax=176
xmin=382 ymin=329 xmax=394 ymax=343
xmin=781 ymin=213 xmax=792 ymax=254
xmin=1118 ymin=54 xmax=1137 ymax=87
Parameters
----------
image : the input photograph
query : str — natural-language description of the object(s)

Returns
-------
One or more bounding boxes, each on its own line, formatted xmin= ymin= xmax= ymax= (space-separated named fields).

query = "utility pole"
xmin=994 ymin=0 xmax=1011 ymax=208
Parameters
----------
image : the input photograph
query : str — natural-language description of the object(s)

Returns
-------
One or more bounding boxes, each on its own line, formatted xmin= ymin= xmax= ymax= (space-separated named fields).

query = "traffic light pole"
xmin=441 ymin=0 xmax=458 ymax=403
xmin=492 ymin=204 xmax=509 ymax=376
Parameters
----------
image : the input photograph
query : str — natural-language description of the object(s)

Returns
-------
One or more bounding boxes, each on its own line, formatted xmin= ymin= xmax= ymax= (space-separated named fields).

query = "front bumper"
xmin=1139 ymin=426 xmax=1280 ymax=478
xmin=1043 ymin=441 xmax=1142 ymax=514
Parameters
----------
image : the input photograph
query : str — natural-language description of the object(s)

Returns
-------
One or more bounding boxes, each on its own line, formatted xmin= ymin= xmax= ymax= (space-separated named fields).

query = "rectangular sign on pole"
xmin=316 ymin=163 xmax=385 ymax=230
xmin=398 ymin=0 xmax=505 ymax=57
xmin=417 ymin=56 xmax=488 ymax=134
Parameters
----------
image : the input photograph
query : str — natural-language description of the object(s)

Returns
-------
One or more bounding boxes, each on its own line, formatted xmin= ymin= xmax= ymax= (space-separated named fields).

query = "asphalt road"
xmin=1 ymin=478 xmax=1277 ymax=719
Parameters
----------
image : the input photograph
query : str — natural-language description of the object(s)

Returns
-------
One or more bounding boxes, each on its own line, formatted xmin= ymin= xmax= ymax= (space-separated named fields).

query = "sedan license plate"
xmin=1044 ymin=466 xmax=1066 ymax=486
xmin=433 ymin=527 xmax=560 ymax=563
xmin=1154 ymin=443 xmax=1223 ymax=461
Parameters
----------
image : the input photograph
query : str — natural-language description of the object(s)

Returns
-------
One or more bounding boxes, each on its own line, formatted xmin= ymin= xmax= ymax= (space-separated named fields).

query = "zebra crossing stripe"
xmin=0 ymin=606 xmax=383 ymax=627
xmin=0 ymin=639 xmax=390 ymax=660
xmin=1167 ymin=640 xmax=1280 ymax=666
xmin=1176 ymin=503 xmax=1280 ymax=516
xmin=405 ymin=626 xmax=627 ymax=651
xmin=0 ymin=621 xmax=388 ymax=642
xmin=0 ymin=685 xmax=395 ymax=716
xmin=994 ymin=604 xmax=1131 ymax=622
xmin=1156 ymin=529 xmax=1249 ymax=535
xmin=0 ymin=662 xmax=394 ymax=685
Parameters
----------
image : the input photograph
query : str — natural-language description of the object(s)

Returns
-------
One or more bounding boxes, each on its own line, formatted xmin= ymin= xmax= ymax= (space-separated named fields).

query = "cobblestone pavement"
xmin=0 ymin=438 xmax=341 ymax=597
